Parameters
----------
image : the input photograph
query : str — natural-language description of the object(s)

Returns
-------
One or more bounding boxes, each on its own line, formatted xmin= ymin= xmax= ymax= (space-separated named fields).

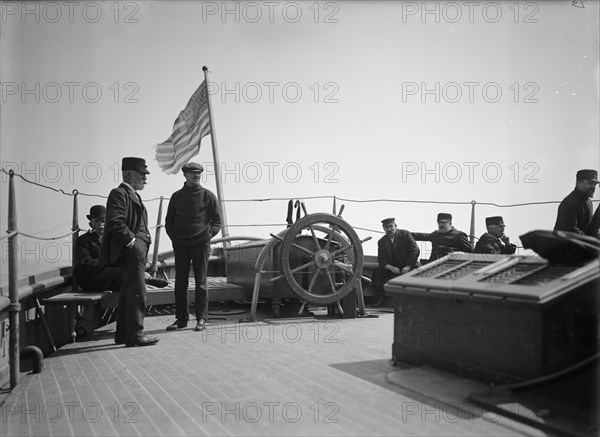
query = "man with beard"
xmin=371 ymin=217 xmax=419 ymax=307
xmin=554 ymin=169 xmax=600 ymax=238
xmin=474 ymin=216 xmax=517 ymax=255
xmin=165 ymin=162 xmax=222 ymax=332
xmin=100 ymin=157 xmax=159 ymax=347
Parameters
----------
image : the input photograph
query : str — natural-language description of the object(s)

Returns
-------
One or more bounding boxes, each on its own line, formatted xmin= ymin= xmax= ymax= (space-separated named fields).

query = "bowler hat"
xmin=576 ymin=169 xmax=599 ymax=183
xmin=437 ymin=213 xmax=452 ymax=222
xmin=181 ymin=162 xmax=204 ymax=173
xmin=87 ymin=205 xmax=106 ymax=221
xmin=486 ymin=216 xmax=505 ymax=227
xmin=381 ymin=217 xmax=395 ymax=226
xmin=122 ymin=157 xmax=150 ymax=174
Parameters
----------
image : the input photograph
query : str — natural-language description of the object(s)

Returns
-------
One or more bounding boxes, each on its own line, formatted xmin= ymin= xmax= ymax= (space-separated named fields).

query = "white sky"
xmin=1 ymin=0 xmax=599 ymax=282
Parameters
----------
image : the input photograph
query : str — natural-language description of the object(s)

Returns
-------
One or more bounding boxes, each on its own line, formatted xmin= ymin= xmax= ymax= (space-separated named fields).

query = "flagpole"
xmin=203 ymin=66 xmax=230 ymax=240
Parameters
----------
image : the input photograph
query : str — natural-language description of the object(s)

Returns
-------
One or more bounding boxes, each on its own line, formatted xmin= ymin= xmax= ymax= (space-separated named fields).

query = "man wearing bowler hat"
xmin=75 ymin=205 xmax=122 ymax=292
xmin=554 ymin=169 xmax=600 ymax=238
xmin=474 ymin=216 xmax=517 ymax=255
xmin=100 ymin=157 xmax=159 ymax=347
xmin=165 ymin=162 xmax=222 ymax=332
xmin=412 ymin=213 xmax=472 ymax=264
xmin=371 ymin=218 xmax=419 ymax=307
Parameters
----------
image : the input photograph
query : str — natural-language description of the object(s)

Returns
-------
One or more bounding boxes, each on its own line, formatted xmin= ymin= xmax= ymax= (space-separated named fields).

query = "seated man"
xmin=75 ymin=205 xmax=122 ymax=292
xmin=371 ymin=218 xmax=420 ymax=307
xmin=473 ymin=216 xmax=517 ymax=255
xmin=412 ymin=213 xmax=472 ymax=264
xmin=75 ymin=205 xmax=167 ymax=292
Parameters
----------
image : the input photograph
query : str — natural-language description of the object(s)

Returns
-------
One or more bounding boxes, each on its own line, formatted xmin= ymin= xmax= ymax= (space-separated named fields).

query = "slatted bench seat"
xmin=40 ymin=291 xmax=113 ymax=343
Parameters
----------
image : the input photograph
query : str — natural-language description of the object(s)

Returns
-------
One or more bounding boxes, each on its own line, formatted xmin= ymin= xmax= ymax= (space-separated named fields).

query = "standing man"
xmin=473 ymin=216 xmax=517 ymax=255
xmin=412 ymin=213 xmax=472 ymax=264
xmin=165 ymin=162 xmax=222 ymax=332
xmin=100 ymin=157 xmax=159 ymax=347
xmin=554 ymin=169 xmax=600 ymax=237
xmin=371 ymin=218 xmax=420 ymax=307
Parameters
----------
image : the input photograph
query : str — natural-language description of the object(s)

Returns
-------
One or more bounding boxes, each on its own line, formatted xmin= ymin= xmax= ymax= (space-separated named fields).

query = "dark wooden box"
xmin=386 ymin=253 xmax=599 ymax=384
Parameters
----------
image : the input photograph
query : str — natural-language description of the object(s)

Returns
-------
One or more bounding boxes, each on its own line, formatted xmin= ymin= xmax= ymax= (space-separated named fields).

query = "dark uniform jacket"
xmin=554 ymin=189 xmax=595 ymax=236
xmin=75 ymin=231 xmax=103 ymax=278
xmin=99 ymin=183 xmax=151 ymax=266
xmin=412 ymin=228 xmax=472 ymax=261
xmin=377 ymin=229 xmax=420 ymax=270
xmin=165 ymin=184 xmax=222 ymax=246
xmin=473 ymin=233 xmax=517 ymax=255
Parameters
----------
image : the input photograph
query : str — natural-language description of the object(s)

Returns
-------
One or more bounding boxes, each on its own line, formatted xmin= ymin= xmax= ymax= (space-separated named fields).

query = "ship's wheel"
xmin=278 ymin=213 xmax=366 ymax=306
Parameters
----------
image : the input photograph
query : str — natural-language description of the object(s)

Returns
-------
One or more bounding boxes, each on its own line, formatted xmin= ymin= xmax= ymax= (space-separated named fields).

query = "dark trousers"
xmin=115 ymin=239 xmax=149 ymax=343
xmin=173 ymin=243 xmax=209 ymax=322
xmin=76 ymin=267 xmax=122 ymax=293
xmin=371 ymin=267 xmax=400 ymax=297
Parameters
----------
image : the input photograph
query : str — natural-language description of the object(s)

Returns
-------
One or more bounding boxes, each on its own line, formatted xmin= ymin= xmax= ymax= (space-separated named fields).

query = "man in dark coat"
xmin=474 ymin=216 xmax=517 ymax=255
xmin=554 ymin=169 xmax=600 ymax=238
xmin=75 ymin=205 xmax=122 ymax=292
xmin=412 ymin=213 xmax=472 ymax=264
xmin=165 ymin=162 xmax=222 ymax=332
xmin=371 ymin=218 xmax=419 ymax=307
xmin=100 ymin=157 xmax=159 ymax=347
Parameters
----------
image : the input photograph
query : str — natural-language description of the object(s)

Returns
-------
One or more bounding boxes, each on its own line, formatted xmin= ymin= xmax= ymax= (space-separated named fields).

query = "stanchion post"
xmin=469 ymin=200 xmax=476 ymax=249
xmin=8 ymin=170 xmax=20 ymax=389
xmin=150 ymin=197 xmax=164 ymax=277
xmin=72 ymin=190 xmax=79 ymax=291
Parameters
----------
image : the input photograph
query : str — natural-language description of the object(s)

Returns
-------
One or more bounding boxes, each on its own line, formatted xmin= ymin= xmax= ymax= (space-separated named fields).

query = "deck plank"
xmin=2 ymin=308 xmax=546 ymax=436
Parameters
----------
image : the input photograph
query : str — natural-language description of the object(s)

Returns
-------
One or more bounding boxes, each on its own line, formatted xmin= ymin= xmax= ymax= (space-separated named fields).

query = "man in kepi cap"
xmin=370 ymin=218 xmax=419 ymax=307
xmin=554 ymin=169 xmax=600 ymax=238
xmin=165 ymin=162 xmax=222 ymax=332
xmin=474 ymin=216 xmax=517 ymax=255
xmin=75 ymin=205 xmax=122 ymax=293
xmin=100 ymin=157 xmax=159 ymax=347
xmin=412 ymin=213 xmax=472 ymax=264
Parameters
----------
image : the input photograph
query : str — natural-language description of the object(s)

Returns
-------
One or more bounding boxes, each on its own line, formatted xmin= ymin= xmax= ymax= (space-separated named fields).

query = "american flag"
xmin=156 ymin=81 xmax=211 ymax=174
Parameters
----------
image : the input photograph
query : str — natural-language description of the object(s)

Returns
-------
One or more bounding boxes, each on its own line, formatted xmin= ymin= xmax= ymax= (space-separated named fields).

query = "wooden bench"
xmin=40 ymin=291 xmax=113 ymax=343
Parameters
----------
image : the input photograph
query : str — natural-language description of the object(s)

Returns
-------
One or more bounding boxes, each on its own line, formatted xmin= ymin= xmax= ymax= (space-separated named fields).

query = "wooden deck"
xmin=0 ymin=303 xmax=545 ymax=437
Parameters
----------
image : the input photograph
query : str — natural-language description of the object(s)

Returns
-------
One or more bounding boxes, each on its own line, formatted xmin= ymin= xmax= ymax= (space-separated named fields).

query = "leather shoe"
xmin=125 ymin=336 xmax=159 ymax=347
xmin=194 ymin=320 xmax=206 ymax=332
xmin=166 ymin=320 xmax=188 ymax=331
xmin=115 ymin=339 xmax=125 ymax=345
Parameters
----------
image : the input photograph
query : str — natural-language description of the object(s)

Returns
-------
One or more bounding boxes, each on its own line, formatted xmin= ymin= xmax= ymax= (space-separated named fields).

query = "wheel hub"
xmin=314 ymin=249 xmax=333 ymax=268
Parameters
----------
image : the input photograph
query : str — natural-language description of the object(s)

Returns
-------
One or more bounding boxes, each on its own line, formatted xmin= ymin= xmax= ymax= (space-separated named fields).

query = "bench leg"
xmin=66 ymin=304 xmax=77 ymax=343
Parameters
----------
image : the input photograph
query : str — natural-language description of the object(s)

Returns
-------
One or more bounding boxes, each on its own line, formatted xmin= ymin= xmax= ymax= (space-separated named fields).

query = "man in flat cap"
xmin=100 ymin=157 xmax=159 ymax=347
xmin=412 ymin=213 xmax=472 ymax=264
xmin=371 ymin=218 xmax=419 ymax=307
xmin=554 ymin=169 xmax=600 ymax=238
xmin=75 ymin=205 xmax=122 ymax=293
xmin=165 ymin=162 xmax=222 ymax=332
xmin=474 ymin=216 xmax=517 ymax=255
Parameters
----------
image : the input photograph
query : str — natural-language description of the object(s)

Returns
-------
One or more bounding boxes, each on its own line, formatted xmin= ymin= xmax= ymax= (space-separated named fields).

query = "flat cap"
xmin=182 ymin=162 xmax=204 ymax=173
xmin=485 ymin=216 xmax=505 ymax=227
xmin=576 ymin=169 xmax=599 ymax=183
xmin=381 ymin=218 xmax=395 ymax=226
xmin=122 ymin=157 xmax=150 ymax=174
xmin=437 ymin=213 xmax=452 ymax=222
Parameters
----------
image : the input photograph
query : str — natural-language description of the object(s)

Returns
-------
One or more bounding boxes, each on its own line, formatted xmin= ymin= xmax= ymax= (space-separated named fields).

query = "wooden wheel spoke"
xmin=331 ymin=243 xmax=355 ymax=257
xmin=292 ymin=242 xmax=315 ymax=257
xmin=323 ymin=228 xmax=336 ymax=251
xmin=325 ymin=268 xmax=337 ymax=294
xmin=289 ymin=260 xmax=314 ymax=275
xmin=305 ymin=224 xmax=321 ymax=249
xmin=307 ymin=268 xmax=321 ymax=293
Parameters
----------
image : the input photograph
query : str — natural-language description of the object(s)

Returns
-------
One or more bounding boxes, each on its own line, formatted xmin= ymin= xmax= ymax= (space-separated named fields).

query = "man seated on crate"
xmin=75 ymin=205 xmax=167 ymax=292
xmin=370 ymin=218 xmax=420 ymax=307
